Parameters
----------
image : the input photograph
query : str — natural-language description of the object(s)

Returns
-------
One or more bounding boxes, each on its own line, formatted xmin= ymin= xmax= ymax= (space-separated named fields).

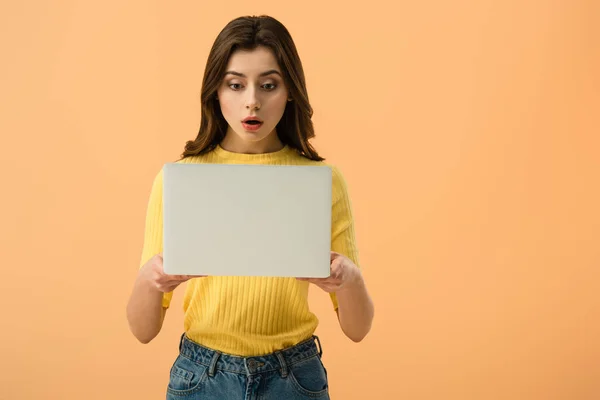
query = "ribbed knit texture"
xmin=139 ymin=144 xmax=360 ymax=356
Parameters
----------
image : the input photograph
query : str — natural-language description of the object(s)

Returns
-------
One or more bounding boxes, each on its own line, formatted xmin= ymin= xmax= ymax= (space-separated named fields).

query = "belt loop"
xmin=314 ymin=335 xmax=323 ymax=357
xmin=275 ymin=351 xmax=288 ymax=378
xmin=208 ymin=350 xmax=221 ymax=377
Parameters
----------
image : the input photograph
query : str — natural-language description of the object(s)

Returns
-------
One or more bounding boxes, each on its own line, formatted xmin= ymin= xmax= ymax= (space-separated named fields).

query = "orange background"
xmin=1 ymin=1 xmax=599 ymax=399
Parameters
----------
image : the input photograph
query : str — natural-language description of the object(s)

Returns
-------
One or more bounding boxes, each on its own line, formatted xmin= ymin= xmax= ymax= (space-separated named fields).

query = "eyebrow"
xmin=224 ymin=69 xmax=281 ymax=78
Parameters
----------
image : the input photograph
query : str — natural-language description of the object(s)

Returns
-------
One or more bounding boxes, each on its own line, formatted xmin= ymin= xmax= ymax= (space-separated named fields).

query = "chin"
xmin=237 ymin=127 xmax=273 ymax=142
xmin=237 ymin=131 xmax=267 ymax=142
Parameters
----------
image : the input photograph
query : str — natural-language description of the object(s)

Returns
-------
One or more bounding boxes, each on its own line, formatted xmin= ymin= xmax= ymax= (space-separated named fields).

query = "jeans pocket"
xmin=167 ymin=355 xmax=208 ymax=396
xmin=288 ymin=355 xmax=329 ymax=397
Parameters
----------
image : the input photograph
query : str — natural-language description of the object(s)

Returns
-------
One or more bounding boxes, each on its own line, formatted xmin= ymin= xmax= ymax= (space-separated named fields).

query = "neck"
xmin=220 ymin=130 xmax=284 ymax=155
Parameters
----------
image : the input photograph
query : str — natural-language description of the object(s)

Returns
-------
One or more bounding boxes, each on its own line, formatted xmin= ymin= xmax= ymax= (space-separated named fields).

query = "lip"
xmin=242 ymin=116 xmax=263 ymax=123
xmin=241 ymin=121 xmax=263 ymax=132
xmin=241 ymin=116 xmax=263 ymax=132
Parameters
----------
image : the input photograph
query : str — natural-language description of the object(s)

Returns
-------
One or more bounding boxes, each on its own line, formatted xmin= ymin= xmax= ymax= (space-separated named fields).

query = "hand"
xmin=140 ymin=254 xmax=205 ymax=293
xmin=296 ymin=251 xmax=362 ymax=293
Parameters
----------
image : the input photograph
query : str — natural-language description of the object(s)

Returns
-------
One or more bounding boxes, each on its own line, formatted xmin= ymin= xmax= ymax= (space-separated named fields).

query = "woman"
xmin=126 ymin=15 xmax=374 ymax=399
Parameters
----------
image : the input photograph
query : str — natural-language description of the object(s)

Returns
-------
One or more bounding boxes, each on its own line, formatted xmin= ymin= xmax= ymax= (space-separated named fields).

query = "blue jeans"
xmin=166 ymin=333 xmax=331 ymax=399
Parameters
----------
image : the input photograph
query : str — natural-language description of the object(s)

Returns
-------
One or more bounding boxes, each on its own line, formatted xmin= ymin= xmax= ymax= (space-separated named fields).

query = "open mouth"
xmin=242 ymin=117 xmax=264 ymax=130
xmin=241 ymin=118 xmax=264 ymax=131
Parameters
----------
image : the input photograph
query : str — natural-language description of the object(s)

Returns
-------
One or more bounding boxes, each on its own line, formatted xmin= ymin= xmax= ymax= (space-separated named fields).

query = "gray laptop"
xmin=162 ymin=163 xmax=332 ymax=277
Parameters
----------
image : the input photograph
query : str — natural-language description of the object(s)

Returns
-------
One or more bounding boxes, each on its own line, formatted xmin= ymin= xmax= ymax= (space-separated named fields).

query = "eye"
xmin=228 ymin=83 xmax=243 ymax=90
xmin=262 ymin=83 xmax=277 ymax=90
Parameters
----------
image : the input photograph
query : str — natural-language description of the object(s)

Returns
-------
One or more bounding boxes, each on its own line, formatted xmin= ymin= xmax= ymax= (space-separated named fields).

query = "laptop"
xmin=161 ymin=162 xmax=332 ymax=277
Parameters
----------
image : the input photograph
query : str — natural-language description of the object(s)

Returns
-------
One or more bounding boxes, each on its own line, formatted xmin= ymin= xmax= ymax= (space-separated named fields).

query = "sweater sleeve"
xmin=329 ymin=166 xmax=361 ymax=311
xmin=139 ymin=168 xmax=173 ymax=309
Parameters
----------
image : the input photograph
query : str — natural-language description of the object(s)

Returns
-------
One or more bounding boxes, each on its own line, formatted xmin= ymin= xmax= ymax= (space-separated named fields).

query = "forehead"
xmin=225 ymin=46 xmax=280 ymax=74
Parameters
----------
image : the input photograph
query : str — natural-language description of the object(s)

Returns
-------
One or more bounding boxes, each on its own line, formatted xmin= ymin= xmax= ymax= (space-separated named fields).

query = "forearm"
xmin=126 ymin=274 xmax=166 ymax=344
xmin=335 ymin=273 xmax=374 ymax=342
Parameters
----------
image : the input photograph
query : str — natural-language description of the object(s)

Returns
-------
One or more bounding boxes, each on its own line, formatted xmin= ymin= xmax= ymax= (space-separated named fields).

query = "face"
xmin=217 ymin=46 xmax=290 ymax=153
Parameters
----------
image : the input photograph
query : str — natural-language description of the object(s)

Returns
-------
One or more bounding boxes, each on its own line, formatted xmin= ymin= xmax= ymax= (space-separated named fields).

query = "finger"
xmin=315 ymin=282 xmax=340 ymax=292
xmin=330 ymin=269 xmax=344 ymax=281
xmin=329 ymin=258 xmax=342 ymax=272
xmin=163 ymin=274 xmax=186 ymax=282
xmin=333 ymin=255 xmax=345 ymax=267
xmin=298 ymin=278 xmax=328 ymax=285
xmin=302 ymin=278 xmax=343 ymax=289
xmin=298 ymin=276 xmax=331 ymax=282
xmin=180 ymin=275 xmax=206 ymax=281
xmin=324 ymin=280 xmax=344 ymax=289
xmin=330 ymin=262 xmax=345 ymax=279
xmin=154 ymin=282 xmax=172 ymax=293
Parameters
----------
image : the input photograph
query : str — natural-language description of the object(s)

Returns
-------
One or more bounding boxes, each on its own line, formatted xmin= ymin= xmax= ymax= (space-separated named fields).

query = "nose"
xmin=245 ymin=87 xmax=261 ymax=110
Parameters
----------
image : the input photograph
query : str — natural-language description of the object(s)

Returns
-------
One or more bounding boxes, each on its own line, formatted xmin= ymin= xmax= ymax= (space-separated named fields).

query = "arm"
xmin=298 ymin=166 xmax=374 ymax=342
xmin=299 ymin=252 xmax=374 ymax=342
xmin=126 ymin=282 xmax=167 ymax=344
xmin=334 ymin=259 xmax=374 ymax=342
xmin=126 ymin=256 xmax=168 ymax=344
xmin=126 ymin=169 xmax=173 ymax=343
xmin=126 ymin=254 xmax=195 ymax=343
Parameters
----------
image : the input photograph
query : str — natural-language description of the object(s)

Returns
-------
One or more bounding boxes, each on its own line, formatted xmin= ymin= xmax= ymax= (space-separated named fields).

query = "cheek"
xmin=269 ymin=93 xmax=288 ymax=116
xmin=217 ymin=92 xmax=236 ymax=119
xmin=219 ymin=101 xmax=230 ymax=119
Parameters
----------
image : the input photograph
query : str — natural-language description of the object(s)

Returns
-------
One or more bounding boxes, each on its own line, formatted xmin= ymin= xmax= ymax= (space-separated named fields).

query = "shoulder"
xmin=142 ymin=168 xmax=163 ymax=205
xmin=152 ymin=154 xmax=208 ymax=181
xmin=304 ymin=156 xmax=347 ymax=178
xmin=175 ymin=154 xmax=207 ymax=164
xmin=146 ymin=153 xmax=207 ymax=192
xmin=310 ymin=160 xmax=351 ymax=202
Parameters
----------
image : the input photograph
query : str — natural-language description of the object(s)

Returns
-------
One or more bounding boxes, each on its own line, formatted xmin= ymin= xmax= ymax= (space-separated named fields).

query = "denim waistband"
xmin=178 ymin=333 xmax=323 ymax=376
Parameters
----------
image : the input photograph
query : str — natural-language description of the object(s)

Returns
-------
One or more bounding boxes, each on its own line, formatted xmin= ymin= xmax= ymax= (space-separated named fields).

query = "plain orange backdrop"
xmin=1 ymin=1 xmax=599 ymax=399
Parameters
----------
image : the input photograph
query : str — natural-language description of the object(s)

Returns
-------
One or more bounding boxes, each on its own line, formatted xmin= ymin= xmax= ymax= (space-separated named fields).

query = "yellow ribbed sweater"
xmin=139 ymin=144 xmax=360 ymax=356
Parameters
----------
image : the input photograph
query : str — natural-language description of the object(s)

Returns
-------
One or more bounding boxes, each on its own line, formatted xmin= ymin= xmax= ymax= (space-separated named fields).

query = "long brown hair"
xmin=180 ymin=15 xmax=324 ymax=161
